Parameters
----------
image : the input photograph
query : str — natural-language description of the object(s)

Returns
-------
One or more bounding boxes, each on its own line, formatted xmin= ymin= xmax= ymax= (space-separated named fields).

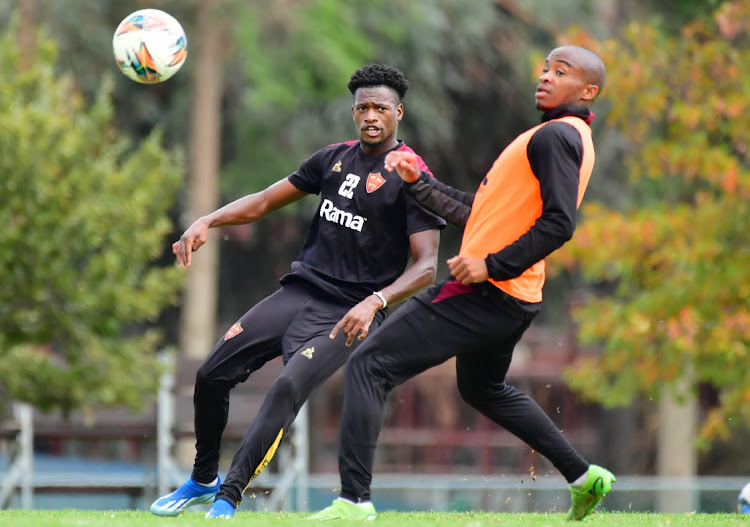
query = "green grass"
xmin=0 ymin=510 xmax=745 ymax=527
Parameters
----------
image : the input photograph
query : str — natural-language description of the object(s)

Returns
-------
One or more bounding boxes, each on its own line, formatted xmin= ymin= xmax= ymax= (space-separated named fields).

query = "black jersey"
xmin=281 ymin=140 xmax=446 ymax=305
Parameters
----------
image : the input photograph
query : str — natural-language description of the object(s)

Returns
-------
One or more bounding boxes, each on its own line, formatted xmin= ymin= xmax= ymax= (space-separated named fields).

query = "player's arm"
xmin=376 ymin=228 xmax=440 ymax=306
xmin=385 ymin=151 xmax=474 ymax=226
xmin=173 ymin=179 xmax=307 ymax=268
xmin=330 ymin=228 xmax=440 ymax=346
xmin=484 ymin=122 xmax=582 ymax=281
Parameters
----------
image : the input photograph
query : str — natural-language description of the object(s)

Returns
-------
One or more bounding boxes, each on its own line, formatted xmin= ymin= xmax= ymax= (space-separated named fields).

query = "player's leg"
xmin=334 ymin=286 xmax=503 ymax=505
xmin=150 ymin=284 xmax=309 ymax=516
xmin=209 ymin=295 xmax=384 ymax=515
xmin=308 ymin=298 xmax=439 ymax=520
xmin=310 ymin=279 xmax=550 ymax=519
xmin=453 ymin=298 xmax=613 ymax=520
xmin=214 ymin=332 xmax=354 ymax=508
xmin=191 ymin=284 xmax=315 ymax=482
xmin=455 ymin=331 xmax=591 ymax=481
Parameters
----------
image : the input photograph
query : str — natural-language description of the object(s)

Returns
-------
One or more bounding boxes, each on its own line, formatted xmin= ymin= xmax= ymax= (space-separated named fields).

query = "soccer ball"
xmin=112 ymin=9 xmax=187 ymax=84
xmin=739 ymin=481 xmax=750 ymax=514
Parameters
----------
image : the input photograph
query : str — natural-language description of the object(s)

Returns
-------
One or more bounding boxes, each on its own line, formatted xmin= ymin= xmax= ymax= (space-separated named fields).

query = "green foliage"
xmin=223 ymin=0 xmax=383 ymax=194
xmin=553 ymin=1 xmax=750 ymax=441
xmin=0 ymin=30 xmax=184 ymax=414
xmin=226 ymin=0 xmax=503 ymax=196
xmin=653 ymin=0 xmax=725 ymax=34
xmin=239 ymin=0 xmax=378 ymax=111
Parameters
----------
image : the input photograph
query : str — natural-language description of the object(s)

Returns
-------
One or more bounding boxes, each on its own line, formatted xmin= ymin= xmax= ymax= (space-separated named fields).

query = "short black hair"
xmin=347 ymin=63 xmax=409 ymax=101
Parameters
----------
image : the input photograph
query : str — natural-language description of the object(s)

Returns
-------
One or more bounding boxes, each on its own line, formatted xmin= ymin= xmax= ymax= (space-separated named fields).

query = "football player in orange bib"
xmin=310 ymin=46 xmax=614 ymax=522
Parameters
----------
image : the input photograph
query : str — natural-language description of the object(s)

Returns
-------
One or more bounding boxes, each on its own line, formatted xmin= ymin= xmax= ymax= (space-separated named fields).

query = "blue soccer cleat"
xmin=150 ymin=476 xmax=222 ymax=516
xmin=206 ymin=498 xmax=236 ymax=519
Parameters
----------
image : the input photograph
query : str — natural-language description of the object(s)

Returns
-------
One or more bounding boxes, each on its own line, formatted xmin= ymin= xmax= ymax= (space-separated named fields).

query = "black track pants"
xmin=189 ymin=282 xmax=381 ymax=507
xmin=337 ymin=278 xmax=589 ymax=502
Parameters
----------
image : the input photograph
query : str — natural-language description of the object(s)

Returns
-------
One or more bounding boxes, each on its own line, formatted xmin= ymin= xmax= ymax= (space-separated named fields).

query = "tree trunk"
xmin=175 ymin=0 xmax=226 ymax=468
xmin=17 ymin=0 xmax=37 ymax=70
xmin=656 ymin=379 xmax=698 ymax=512
xmin=179 ymin=1 xmax=225 ymax=360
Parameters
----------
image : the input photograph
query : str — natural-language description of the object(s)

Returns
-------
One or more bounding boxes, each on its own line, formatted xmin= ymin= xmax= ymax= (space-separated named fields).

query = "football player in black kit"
xmin=150 ymin=63 xmax=446 ymax=518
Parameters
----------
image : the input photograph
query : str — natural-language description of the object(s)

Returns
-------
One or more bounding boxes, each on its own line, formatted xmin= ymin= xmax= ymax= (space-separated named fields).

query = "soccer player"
xmin=309 ymin=46 xmax=614 ymax=522
xmin=150 ymin=63 xmax=446 ymax=518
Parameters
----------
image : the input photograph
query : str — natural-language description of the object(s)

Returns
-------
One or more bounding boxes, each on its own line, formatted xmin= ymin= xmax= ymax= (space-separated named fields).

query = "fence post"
xmin=157 ymin=353 xmax=180 ymax=497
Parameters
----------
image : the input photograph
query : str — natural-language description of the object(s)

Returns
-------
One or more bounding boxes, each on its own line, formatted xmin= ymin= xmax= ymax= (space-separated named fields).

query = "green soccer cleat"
xmin=306 ymin=498 xmax=378 ymax=521
xmin=565 ymin=464 xmax=615 ymax=521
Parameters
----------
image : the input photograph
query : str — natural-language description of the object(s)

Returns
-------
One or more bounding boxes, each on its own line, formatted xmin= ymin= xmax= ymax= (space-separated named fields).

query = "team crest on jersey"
xmin=366 ymin=172 xmax=386 ymax=193
xmin=332 ymin=161 xmax=342 ymax=173
xmin=224 ymin=322 xmax=243 ymax=341
xmin=301 ymin=347 xmax=315 ymax=359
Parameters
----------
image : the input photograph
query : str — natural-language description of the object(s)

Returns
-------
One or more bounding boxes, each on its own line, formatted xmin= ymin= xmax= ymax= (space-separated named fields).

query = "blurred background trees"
xmin=559 ymin=1 xmax=750 ymax=444
xmin=543 ymin=0 xmax=750 ymax=507
xmin=0 ymin=22 xmax=183 ymax=414
xmin=549 ymin=1 xmax=750 ymax=482
xmin=1 ymin=0 xmax=748 ymax=481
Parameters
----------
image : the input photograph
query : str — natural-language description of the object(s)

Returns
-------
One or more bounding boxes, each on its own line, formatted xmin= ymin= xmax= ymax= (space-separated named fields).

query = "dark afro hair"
xmin=347 ymin=63 xmax=409 ymax=101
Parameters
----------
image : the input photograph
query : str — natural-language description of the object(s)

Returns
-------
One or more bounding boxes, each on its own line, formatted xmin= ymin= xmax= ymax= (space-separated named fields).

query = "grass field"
xmin=0 ymin=510 xmax=746 ymax=527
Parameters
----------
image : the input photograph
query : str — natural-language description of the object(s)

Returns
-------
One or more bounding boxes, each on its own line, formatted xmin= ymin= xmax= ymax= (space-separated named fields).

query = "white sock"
xmin=196 ymin=477 xmax=219 ymax=487
xmin=571 ymin=469 xmax=589 ymax=487
xmin=337 ymin=497 xmax=372 ymax=507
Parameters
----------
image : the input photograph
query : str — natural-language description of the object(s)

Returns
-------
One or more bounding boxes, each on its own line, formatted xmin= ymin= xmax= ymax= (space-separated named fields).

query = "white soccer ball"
xmin=739 ymin=481 xmax=750 ymax=514
xmin=112 ymin=9 xmax=188 ymax=84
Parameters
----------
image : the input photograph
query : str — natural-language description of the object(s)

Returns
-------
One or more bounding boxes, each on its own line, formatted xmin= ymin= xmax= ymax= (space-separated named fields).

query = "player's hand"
xmin=172 ymin=219 xmax=210 ymax=268
xmin=384 ymin=151 xmax=420 ymax=183
xmin=329 ymin=295 xmax=383 ymax=346
xmin=447 ymin=255 xmax=489 ymax=285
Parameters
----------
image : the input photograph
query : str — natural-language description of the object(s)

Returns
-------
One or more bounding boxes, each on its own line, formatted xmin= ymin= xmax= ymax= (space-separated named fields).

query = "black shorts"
xmin=199 ymin=280 xmax=387 ymax=385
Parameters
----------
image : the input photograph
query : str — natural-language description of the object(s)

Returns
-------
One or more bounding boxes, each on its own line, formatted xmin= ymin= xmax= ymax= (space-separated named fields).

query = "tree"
xmin=178 ymin=0 xmax=228 ymax=359
xmin=226 ymin=0 xmax=514 ymax=196
xmin=553 ymin=0 xmax=750 ymax=444
xmin=0 ymin=28 xmax=184 ymax=414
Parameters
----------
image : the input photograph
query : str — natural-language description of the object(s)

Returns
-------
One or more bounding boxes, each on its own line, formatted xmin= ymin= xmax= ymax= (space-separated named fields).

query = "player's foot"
xmin=150 ymin=476 xmax=222 ymax=516
xmin=306 ymin=498 xmax=377 ymax=520
xmin=206 ymin=498 xmax=235 ymax=519
xmin=565 ymin=465 xmax=615 ymax=521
